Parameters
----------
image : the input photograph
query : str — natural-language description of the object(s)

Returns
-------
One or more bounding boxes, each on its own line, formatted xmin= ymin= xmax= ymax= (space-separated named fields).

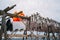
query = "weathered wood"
xmin=0 ymin=5 xmax=16 ymax=40
xmin=4 ymin=5 xmax=16 ymax=12
xmin=0 ymin=30 xmax=2 ymax=40
xmin=2 ymin=12 xmax=7 ymax=40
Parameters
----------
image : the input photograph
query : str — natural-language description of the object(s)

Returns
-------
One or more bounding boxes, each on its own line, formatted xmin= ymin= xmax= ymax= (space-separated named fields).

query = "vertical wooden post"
xmin=0 ymin=19 xmax=3 ymax=40
xmin=2 ymin=13 xmax=7 ymax=40
xmin=0 ymin=29 xmax=2 ymax=40
xmin=0 ymin=11 xmax=7 ymax=40
xmin=29 ymin=16 xmax=32 ymax=40
xmin=23 ymin=19 xmax=28 ymax=40
xmin=47 ymin=26 xmax=50 ymax=40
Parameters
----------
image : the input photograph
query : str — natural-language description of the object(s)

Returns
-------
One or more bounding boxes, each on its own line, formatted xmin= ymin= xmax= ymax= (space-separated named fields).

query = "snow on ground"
xmin=7 ymin=31 xmax=45 ymax=35
xmin=7 ymin=31 xmax=58 ymax=36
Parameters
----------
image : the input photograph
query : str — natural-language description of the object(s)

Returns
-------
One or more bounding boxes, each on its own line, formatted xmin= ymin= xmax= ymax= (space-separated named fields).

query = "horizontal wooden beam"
xmin=3 ymin=5 xmax=16 ymax=12
xmin=6 ymin=13 xmax=30 ymax=20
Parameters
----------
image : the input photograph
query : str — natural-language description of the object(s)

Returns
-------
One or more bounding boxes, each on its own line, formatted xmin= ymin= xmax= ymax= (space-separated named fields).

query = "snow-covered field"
xmin=7 ymin=31 xmax=58 ymax=36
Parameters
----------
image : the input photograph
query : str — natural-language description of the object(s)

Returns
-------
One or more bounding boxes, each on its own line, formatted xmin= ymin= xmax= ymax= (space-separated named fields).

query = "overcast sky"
xmin=0 ymin=0 xmax=60 ymax=22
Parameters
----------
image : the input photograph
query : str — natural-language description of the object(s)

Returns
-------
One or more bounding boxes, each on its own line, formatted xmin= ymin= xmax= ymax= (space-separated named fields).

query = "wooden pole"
xmin=0 ymin=29 xmax=2 ymax=40
xmin=47 ymin=26 xmax=50 ymax=40
xmin=2 ymin=13 xmax=7 ymax=40
xmin=0 ymin=11 xmax=7 ymax=40
xmin=0 ymin=16 xmax=3 ymax=40
xmin=29 ymin=16 xmax=32 ymax=40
